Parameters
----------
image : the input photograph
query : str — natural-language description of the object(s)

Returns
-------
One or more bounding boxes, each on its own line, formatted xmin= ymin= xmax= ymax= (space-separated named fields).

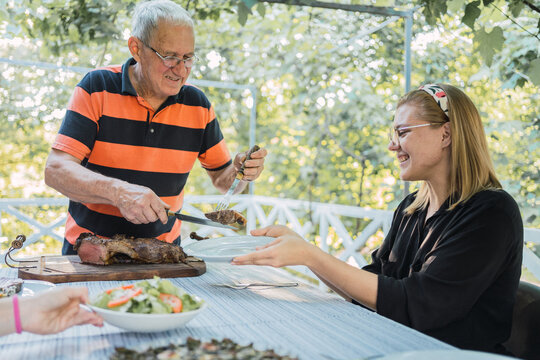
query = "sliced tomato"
xmin=105 ymin=284 xmax=134 ymax=294
xmin=159 ymin=293 xmax=183 ymax=313
xmin=107 ymin=287 xmax=142 ymax=308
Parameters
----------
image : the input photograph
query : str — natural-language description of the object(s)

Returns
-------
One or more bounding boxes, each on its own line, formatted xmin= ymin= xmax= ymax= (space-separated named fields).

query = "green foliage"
xmin=463 ymin=1 xmax=482 ymax=29
xmin=529 ymin=58 xmax=540 ymax=85
xmin=418 ymin=0 xmax=540 ymax=87
xmin=475 ymin=26 xmax=505 ymax=66
xmin=4 ymin=0 xmax=539 ymax=86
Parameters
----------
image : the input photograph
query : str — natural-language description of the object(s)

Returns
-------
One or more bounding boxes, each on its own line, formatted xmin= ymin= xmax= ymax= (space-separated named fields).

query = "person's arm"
xmin=310 ymin=269 xmax=353 ymax=301
xmin=0 ymin=287 xmax=103 ymax=336
xmin=206 ymin=147 xmax=267 ymax=194
xmin=231 ymin=225 xmax=378 ymax=310
xmin=45 ymin=149 xmax=169 ymax=224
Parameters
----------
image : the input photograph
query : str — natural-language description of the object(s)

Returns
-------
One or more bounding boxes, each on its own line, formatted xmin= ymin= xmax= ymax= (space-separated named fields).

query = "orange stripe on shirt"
xmin=156 ymin=219 xmax=181 ymax=243
xmin=94 ymin=65 xmax=122 ymax=73
xmin=52 ymin=134 xmax=92 ymax=161
xmin=101 ymin=93 xmax=149 ymax=121
xmin=199 ymin=138 xmax=231 ymax=169
xmin=153 ymin=104 xmax=215 ymax=129
xmin=88 ymin=141 xmax=199 ymax=173
xmin=68 ymin=87 xmax=102 ymax=122
xmin=64 ymin=214 xmax=96 ymax=245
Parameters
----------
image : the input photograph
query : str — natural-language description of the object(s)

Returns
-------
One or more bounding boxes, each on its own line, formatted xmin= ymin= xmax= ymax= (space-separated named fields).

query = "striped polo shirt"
xmin=53 ymin=58 xmax=231 ymax=244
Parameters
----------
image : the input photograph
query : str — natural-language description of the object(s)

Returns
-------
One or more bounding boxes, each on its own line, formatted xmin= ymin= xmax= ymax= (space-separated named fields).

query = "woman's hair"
xmin=399 ymin=84 xmax=502 ymax=214
xmin=132 ymin=0 xmax=194 ymax=45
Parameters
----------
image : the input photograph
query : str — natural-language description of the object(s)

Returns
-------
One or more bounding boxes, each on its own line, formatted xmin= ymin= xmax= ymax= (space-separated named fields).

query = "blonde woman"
xmin=232 ymin=84 xmax=523 ymax=354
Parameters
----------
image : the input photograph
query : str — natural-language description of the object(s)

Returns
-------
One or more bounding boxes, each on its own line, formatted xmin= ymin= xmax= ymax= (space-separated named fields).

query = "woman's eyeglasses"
xmin=388 ymin=123 xmax=440 ymax=146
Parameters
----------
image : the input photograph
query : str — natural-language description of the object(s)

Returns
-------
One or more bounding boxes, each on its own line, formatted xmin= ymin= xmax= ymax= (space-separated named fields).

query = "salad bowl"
xmin=88 ymin=300 xmax=207 ymax=332
xmin=88 ymin=277 xmax=207 ymax=332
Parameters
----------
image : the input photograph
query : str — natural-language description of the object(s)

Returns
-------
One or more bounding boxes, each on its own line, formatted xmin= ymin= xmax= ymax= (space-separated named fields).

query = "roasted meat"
xmin=74 ymin=233 xmax=187 ymax=265
xmin=0 ymin=278 xmax=23 ymax=298
xmin=204 ymin=210 xmax=246 ymax=226
xmin=190 ymin=232 xmax=209 ymax=241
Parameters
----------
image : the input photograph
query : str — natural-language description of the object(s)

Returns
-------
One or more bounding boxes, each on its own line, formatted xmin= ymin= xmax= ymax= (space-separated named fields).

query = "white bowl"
xmin=88 ymin=299 xmax=207 ymax=332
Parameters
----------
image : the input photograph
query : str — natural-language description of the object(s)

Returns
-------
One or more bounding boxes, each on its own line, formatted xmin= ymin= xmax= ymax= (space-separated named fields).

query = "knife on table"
xmin=215 ymin=145 xmax=260 ymax=211
xmin=167 ymin=210 xmax=237 ymax=230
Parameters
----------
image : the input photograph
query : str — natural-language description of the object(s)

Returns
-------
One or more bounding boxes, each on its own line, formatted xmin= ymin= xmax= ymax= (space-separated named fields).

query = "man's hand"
xmin=233 ymin=146 xmax=268 ymax=181
xmin=114 ymin=182 xmax=170 ymax=224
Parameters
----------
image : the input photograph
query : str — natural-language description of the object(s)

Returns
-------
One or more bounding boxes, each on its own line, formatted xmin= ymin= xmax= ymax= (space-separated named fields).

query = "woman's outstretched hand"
xmin=231 ymin=225 xmax=316 ymax=267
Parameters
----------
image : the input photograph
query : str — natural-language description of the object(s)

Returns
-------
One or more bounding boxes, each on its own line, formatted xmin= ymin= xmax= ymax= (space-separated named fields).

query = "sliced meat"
xmin=0 ymin=278 xmax=23 ymax=298
xmin=74 ymin=233 xmax=187 ymax=265
xmin=204 ymin=210 xmax=246 ymax=226
xmin=190 ymin=232 xmax=209 ymax=241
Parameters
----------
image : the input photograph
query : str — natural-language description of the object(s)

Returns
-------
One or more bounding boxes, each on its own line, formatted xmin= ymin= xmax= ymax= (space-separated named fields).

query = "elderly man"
xmin=45 ymin=0 xmax=267 ymax=255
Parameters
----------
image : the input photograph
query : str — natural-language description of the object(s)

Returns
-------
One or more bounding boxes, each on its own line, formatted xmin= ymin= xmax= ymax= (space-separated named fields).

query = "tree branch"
xmin=523 ymin=0 xmax=540 ymax=14
xmin=490 ymin=3 xmax=540 ymax=41
xmin=258 ymin=0 xmax=411 ymax=17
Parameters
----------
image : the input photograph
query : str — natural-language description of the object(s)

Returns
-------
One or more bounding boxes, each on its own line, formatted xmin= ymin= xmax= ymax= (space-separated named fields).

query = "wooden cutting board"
xmin=17 ymin=255 xmax=206 ymax=284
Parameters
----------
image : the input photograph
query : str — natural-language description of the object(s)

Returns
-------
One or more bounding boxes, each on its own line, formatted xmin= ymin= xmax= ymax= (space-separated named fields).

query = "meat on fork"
xmin=204 ymin=210 xmax=246 ymax=226
xmin=74 ymin=233 xmax=187 ymax=265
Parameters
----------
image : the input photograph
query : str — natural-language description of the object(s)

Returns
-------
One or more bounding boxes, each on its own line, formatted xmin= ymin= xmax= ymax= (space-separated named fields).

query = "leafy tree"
xmin=2 ymin=0 xmax=538 ymax=85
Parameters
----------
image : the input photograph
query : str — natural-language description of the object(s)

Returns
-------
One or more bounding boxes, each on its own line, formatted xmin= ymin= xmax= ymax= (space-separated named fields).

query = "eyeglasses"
xmin=144 ymin=42 xmax=198 ymax=69
xmin=388 ymin=123 xmax=440 ymax=146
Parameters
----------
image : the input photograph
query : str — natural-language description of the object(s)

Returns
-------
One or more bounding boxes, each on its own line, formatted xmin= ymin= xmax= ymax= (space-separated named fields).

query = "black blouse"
xmin=362 ymin=189 xmax=523 ymax=352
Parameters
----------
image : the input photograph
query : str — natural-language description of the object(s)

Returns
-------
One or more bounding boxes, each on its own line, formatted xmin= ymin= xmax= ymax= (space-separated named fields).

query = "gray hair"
xmin=132 ymin=0 xmax=194 ymax=45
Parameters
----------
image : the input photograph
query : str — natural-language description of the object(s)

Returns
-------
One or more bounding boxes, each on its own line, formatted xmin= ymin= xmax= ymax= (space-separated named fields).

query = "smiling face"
xmin=388 ymin=104 xmax=451 ymax=183
xmin=130 ymin=21 xmax=195 ymax=105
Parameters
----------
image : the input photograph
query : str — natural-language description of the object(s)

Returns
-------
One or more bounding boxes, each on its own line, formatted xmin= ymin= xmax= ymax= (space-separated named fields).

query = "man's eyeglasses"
xmin=144 ymin=42 xmax=198 ymax=69
xmin=388 ymin=123 xmax=440 ymax=146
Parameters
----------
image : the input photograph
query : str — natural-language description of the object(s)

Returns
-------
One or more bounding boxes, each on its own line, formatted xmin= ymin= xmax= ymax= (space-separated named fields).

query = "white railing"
xmin=1 ymin=196 xmax=539 ymax=288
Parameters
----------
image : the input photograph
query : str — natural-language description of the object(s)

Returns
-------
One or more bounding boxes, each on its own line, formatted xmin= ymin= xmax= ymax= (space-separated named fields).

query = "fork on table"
xmin=212 ymin=282 xmax=299 ymax=290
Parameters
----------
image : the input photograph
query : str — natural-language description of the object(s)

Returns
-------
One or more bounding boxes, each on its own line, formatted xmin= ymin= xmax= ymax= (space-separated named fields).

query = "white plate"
xmin=21 ymin=280 xmax=56 ymax=297
xmin=378 ymin=350 xmax=518 ymax=360
xmin=88 ymin=299 xmax=207 ymax=332
xmin=183 ymin=236 xmax=274 ymax=262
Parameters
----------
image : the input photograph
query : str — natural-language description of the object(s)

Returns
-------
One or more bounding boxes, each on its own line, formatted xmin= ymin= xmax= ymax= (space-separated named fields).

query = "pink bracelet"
xmin=12 ymin=294 xmax=22 ymax=334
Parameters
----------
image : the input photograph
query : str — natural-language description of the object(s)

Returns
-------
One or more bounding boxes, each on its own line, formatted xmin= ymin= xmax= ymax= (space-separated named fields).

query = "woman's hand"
xmin=20 ymin=287 xmax=103 ymax=335
xmin=231 ymin=225 xmax=317 ymax=267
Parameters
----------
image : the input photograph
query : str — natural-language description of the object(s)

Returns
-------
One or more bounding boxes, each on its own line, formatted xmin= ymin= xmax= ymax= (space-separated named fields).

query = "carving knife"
xmin=167 ymin=210 xmax=237 ymax=230
xmin=215 ymin=145 xmax=260 ymax=211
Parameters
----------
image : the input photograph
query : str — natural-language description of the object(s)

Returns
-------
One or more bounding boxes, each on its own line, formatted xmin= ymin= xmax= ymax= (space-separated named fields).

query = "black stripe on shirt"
xmin=79 ymin=69 xmax=124 ymax=95
xmin=97 ymin=115 xmax=207 ymax=151
xmin=86 ymin=163 xmax=189 ymax=197
xmin=69 ymin=201 xmax=176 ymax=238
xmin=59 ymin=110 xmax=98 ymax=150
xmin=200 ymin=118 xmax=224 ymax=155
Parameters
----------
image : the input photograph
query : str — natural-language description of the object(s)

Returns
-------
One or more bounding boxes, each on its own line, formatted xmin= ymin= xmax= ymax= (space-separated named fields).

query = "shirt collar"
xmin=121 ymin=58 xmax=138 ymax=96
xmin=120 ymin=57 xmax=185 ymax=103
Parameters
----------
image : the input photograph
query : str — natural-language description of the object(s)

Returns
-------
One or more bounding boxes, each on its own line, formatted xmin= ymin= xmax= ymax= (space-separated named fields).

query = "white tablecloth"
xmin=0 ymin=262 xmax=453 ymax=359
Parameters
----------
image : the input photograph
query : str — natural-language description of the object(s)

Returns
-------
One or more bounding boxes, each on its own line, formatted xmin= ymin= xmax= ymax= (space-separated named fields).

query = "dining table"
xmin=0 ymin=261 xmax=454 ymax=360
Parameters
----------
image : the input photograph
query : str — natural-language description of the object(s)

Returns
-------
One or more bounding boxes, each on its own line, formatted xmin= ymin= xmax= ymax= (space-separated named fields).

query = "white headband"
xmin=419 ymin=84 xmax=449 ymax=114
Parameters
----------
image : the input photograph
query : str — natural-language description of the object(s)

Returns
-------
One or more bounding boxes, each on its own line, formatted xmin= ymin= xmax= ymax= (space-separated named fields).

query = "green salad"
xmin=91 ymin=276 xmax=203 ymax=314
